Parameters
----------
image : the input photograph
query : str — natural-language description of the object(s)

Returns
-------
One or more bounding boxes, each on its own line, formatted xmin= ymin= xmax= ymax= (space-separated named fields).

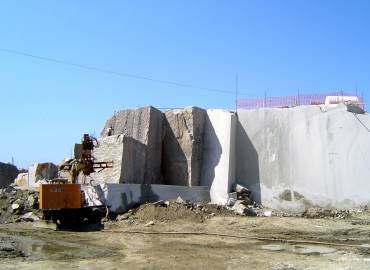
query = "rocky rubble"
xmin=301 ymin=207 xmax=351 ymax=219
xmin=115 ymin=198 xmax=236 ymax=224
xmin=0 ymin=186 xmax=41 ymax=224
xmin=227 ymin=184 xmax=263 ymax=216
xmin=114 ymin=185 xmax=264 ymax=224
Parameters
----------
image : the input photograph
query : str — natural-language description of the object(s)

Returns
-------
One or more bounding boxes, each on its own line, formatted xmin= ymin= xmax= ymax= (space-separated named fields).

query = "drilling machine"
xmin=39 ymin=134 xmax=113 ymax=225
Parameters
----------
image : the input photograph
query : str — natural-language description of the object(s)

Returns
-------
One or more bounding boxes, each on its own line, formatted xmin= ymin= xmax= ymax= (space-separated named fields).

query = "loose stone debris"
xmin=0 ymin=182 xmax=367 ymax=226
xmin=0 ymin=186 xmax=41 ymax=224
xmin=114 ymin=198 xmax=236 ymax=224
xmin=114 ymin=191 xmax=265 ymax=225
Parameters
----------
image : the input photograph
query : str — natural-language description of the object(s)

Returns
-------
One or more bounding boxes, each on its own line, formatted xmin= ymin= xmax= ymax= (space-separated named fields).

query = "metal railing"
xmin=237 ymin=91 xmax=365 ymax=110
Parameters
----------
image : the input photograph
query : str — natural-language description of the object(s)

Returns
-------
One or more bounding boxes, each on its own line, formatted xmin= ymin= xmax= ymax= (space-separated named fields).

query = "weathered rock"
xmin=116 ymin=213 xmax=130 ymax=221
xmin=231 ymin=201 xmax=247 ymax=215
xmin=144 ymin=221 xmax=155 ymax=227
xmin=231 ymin=200 xmax=257 ymax=216
xmin=28 ymin=163 xmax=58 ymax=187
xmin=11 ymin=203 xmax=20 ymax=213
xmin=346 ymin=103 xmax=365 ymax=114
xmin=175 ymin=196 xmax=185 ymax=204
xmin=302 ymin=208 xmax=336 ymax=219
xmin=233 ymin=184 xmax=250 ymax=194
xmin=27 ymin=195 xmax=36 ymax=208
xmin=99 ymin=106 xmax=164 ymax=184
xmin=162 ymin=107 xmax=206 ymax=186
xmin=228 ymin=192 xmax=238 ymax=200
xmin=227 ymin=192 xmax=238 ymax=206
xmin=14 ymin=173 xmax=28 ymax=187
xmin=0 ymin=162 xmax=19 ymax=188
xmin=19 ymin=212 xmax=40 ymax=222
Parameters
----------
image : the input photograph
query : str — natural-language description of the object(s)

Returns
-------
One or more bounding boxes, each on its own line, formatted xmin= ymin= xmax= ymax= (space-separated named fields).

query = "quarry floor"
xmin=0 ymin=214 xmax=369 ymax=270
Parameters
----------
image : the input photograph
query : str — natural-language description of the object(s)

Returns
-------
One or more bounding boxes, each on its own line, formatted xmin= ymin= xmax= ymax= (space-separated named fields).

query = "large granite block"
xmin=28 ymin=162 xmax=58 ymax=187
xmin=98 ymin=106 xmax=165 ymax=184
xmin=91 ymin=135 xmax=149 ymax=184
xmin=162 ymin=107 xmax=206 ymax=186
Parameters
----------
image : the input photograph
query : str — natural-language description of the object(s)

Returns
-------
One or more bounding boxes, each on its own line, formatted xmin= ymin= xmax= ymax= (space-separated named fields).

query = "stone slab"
xmin=200 ymin=110 xmax=236 ymax=204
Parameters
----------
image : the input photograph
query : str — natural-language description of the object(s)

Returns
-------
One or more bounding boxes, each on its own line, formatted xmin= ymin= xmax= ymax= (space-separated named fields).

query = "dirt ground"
xmin=0 ymin=210 xmax=369 ymax=270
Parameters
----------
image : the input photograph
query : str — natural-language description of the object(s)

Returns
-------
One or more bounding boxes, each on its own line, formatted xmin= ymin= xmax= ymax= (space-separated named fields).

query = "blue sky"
xmin=0 ymin=0 xmax=369 ymax=168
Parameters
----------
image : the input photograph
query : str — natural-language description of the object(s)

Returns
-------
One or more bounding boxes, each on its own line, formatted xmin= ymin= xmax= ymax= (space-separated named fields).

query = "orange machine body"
xmin=39 ymin=183 xmax=83 ymax=209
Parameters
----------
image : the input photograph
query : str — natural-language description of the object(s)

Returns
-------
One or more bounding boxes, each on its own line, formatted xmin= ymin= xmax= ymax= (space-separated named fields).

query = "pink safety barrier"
xmin=237 ymin=91 xmax=365 ymax=110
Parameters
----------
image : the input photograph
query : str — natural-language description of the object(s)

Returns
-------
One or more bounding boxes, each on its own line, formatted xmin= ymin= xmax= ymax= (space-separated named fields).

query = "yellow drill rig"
xmin=39 ymin=134 xmax=113 ymax=225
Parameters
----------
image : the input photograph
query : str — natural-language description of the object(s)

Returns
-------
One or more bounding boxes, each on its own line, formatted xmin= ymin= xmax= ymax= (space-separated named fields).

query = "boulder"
xmin=28 ymin=163 xmax=58 ymax=187
xmin=14 ymin=173 xmax=28 ymax=187
xmin=98 ymin=106 xmax=165 ymax=184
xmin=162 ymin=107 xmax=206 ymax=186
xmin=231 ymin=200 xmax=257 ymax=216
xmin=11 ymin=203 xmax=21 ymax=213
xmin=27 ymin=194 xmax=37 ymax=208
xmin=0 ymin=162 xmax=19 ymax=188
xmin=19 ymin=212 xmax=40 ymax=222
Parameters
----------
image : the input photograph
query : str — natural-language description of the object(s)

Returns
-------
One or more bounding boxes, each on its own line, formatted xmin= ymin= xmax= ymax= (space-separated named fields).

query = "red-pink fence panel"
xmin=237 ymin=91 xmax=364 ymax=110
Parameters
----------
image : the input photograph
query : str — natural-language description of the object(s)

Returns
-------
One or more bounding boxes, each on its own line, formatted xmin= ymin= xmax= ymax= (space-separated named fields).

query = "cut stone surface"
xmin=28 ymin=163 xmax=58 ymax=187
xmin=91 ymin=135 xmax=125 ymax=184
xmin=92 ymin=134 xmax=160 ymax=184
xmin=162 ymin=107 xmax=206 ymax=186
xmin=200 ymin=109 xmax=236 ymax=205
xmin=236 ymin=104 xmax=370 ymax=208
xmin=0 ymin=163 xmax=19 ymax=188
xmin=97 ymin=106 xmax=165 ymax=184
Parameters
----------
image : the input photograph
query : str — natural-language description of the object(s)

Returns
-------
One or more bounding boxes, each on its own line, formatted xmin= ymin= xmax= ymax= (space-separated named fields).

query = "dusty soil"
xmin=116 ymin=200 xmax=237 ymax=224
xmin=0 ymin=210 xmax=369 ymax=270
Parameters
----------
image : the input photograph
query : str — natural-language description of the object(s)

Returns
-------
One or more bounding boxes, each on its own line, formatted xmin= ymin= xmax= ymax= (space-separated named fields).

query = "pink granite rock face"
xmin=162 ymin=107 xmax=206 ymax=186
xmin=100 ymin=106 xmax=165 ymax=184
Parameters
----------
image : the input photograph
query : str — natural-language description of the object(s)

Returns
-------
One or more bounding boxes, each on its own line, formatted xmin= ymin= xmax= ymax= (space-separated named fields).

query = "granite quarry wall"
xmin=93 ymin=106 xmax=235 ymax=204
xmin=91 ymin=103 xmax=370 ymax=209
xmin=237 ymin=104 xmax=370 ymax=209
